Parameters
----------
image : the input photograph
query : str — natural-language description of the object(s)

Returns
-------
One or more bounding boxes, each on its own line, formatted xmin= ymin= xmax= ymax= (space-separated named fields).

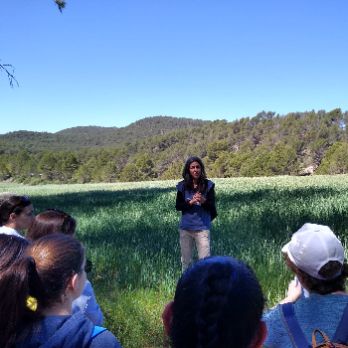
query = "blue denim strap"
xmin=333 ymin=302 xmax=348 ymax=344
xmin=280 ymin=303 xmax=311 ymax=348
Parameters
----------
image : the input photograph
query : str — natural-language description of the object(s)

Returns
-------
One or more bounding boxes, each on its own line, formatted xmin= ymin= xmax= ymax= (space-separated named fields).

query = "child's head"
xmin=0 ymin=195 xmax=34 ymax=230
xmin=0 ymin=234 xmax=86 ymax=348
xmin=27 ymin=209 xmax=76 ymax=241
xmin=168 ymin=256 xmax=266 ymax=348
xmin=282 ymin=223 xmax=348 ymax=294
xmin=0 ymin=234 xmax=29 ymax=272
xmin=27 ymin=233 xmax=85 ymax=308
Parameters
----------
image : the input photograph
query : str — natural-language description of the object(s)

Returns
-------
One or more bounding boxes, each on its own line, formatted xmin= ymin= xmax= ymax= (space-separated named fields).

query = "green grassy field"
xmin=2 ymin=175 xmax=348 ymax=347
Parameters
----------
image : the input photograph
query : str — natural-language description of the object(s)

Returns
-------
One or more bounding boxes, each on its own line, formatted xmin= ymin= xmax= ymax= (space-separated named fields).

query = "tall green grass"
xmin=2 ymin=175 xmax=348 ymax=347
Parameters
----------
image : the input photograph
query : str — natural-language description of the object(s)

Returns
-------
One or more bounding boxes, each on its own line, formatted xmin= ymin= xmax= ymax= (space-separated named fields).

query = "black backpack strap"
xmin=333 ymin=302 xmax=348 ymax=344
xmin=280 ymin=303 xmax=311 ymax=348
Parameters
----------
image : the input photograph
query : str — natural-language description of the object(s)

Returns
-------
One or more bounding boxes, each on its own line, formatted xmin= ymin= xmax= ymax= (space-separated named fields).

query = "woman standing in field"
xmin=176 ymin=156 xmax=217 ymax=271
xmin=0 ymin=194 xmax=34 ymax=238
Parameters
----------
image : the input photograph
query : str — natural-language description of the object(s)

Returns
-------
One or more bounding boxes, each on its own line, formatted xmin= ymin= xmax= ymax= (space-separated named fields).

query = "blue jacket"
xmin=72 ymin=280 xmax=104 ymax=325
xmin=16 ymin=311 xmax=122 ymax=348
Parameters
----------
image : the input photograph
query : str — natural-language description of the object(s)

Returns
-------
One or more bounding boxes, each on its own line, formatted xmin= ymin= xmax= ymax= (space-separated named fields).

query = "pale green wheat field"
xmin=2 ymin=175 xmax=348 ymax=348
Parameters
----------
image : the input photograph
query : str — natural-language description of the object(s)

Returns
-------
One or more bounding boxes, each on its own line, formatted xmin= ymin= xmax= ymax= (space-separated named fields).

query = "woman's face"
xmin=14 ymin=204 xmax=35 ymax=231
xmin=189 ymin=161 xmax=201 ymax=180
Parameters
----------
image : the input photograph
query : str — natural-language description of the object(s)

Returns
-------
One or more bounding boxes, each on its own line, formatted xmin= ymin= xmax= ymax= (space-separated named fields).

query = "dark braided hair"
xmin=170 ymin=256 xmax=265 ymax=348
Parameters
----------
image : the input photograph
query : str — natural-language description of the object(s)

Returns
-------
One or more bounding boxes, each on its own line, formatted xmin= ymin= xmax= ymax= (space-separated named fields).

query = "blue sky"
xmin=1 ymin=0 xmax=348 ymax=134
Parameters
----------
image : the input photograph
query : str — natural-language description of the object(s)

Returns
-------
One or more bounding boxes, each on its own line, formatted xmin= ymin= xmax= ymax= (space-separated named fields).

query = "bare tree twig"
xmin=1 ymin=1 xmax=65 ymax=87
xmin=54 ymin=0 xmax=66 ymax=12
xmin=0 ymin=62 xmax=19 ymax=88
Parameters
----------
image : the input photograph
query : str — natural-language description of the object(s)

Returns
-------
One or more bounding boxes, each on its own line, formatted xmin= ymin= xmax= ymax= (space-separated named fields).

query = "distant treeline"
xmin=1 ymin=110 xmax=348 ymax=184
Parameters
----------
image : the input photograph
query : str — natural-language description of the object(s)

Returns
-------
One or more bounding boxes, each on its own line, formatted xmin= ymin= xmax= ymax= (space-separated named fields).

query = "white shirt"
xmin=0 ymin=225 xmax=24 ymax=238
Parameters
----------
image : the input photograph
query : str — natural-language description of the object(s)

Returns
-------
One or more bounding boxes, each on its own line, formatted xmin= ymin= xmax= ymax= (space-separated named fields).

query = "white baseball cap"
xmin=282 ymin=223 xmax=344 ymax=280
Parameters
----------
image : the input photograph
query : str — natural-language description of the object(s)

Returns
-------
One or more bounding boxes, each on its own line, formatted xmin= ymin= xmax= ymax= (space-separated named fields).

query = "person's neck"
xmin=4 ymin=222 xmax=18 ymax=230
xmin=41 ymin=300 xmax=73 ymax=317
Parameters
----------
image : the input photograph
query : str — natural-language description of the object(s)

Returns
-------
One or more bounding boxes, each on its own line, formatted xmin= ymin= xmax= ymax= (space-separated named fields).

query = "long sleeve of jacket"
xmin=175 ymin=190 xmax=190 ymax=212
xmin=201 ymin=185 xmax=217 ymax=221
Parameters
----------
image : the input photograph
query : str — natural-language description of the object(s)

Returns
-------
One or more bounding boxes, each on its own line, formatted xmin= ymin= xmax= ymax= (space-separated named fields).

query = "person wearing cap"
xmin=263 ymin=223 xmax=348 ymax=348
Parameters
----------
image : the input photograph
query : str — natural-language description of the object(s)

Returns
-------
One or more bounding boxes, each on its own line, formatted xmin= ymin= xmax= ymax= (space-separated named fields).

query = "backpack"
xmin=312 ymin=329 xmax=348 ymax=348
xmin=281 ymin=302 xmax=348 ymax=348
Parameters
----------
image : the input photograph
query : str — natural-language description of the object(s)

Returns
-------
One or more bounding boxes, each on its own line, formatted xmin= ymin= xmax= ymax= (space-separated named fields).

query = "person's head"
xmin=0 ymin=234 xmax=86 ymax=348
xmin=0 ymin=195 xmax=34 ymax=231
xmin=165 ymin=256 xmax=266 ymax=348
xmin=282 ymin=223 xmax=348 ymax=294
xmin=182 ymin=157 xmax=207 ymax=190
xmin=0 ymin=234 xmax=29 ymax=348
xmin=27 ymin=209 xmax=76 ymax=241
xmin=26 ymin=233 xmax=86 ymax=308
xmin=0 ymin=233 xmax=29 ymax=274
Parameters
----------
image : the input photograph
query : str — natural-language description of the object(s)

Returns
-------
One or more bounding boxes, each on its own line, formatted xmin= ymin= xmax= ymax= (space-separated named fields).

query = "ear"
xmin=8 ymin=212 xmax=17 ymax=222
xmin=162 ymin=301 xmax=174 ymax=336
xmin=67 ymin=273 xmax=79 ymax=293
xmin=250 ymin=321 xmax=267 ymax=348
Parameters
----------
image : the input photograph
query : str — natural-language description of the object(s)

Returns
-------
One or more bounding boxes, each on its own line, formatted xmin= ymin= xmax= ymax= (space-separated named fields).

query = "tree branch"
xmin=0 ymin=62 xmax=19 ymax=88
xmin=54 ymin=0 xmax=66 ymax=12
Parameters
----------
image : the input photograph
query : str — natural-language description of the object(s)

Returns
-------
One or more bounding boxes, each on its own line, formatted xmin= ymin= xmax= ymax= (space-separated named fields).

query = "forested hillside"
xmin=1 ymin=110 xmax=347 ymax=184
xmin=0 ymin=116 xmax=206 ymax=151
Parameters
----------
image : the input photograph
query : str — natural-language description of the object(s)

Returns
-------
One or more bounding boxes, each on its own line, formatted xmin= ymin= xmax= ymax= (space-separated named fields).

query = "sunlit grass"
xmin=2 ymin=175 xmax=348 ymax=347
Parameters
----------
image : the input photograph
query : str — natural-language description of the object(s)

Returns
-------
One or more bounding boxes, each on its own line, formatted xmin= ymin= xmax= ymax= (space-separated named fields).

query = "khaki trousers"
xmin=179 ymin=229 xmax=210 ymax=272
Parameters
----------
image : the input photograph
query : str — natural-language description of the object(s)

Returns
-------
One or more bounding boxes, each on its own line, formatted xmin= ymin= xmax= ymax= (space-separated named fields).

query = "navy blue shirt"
xmin=176 ymin=180 xmax=216 ymax=231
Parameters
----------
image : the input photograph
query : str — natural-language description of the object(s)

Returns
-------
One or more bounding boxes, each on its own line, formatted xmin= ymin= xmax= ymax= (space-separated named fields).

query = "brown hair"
xmin=27 ymin=209 xmax=76 ymax=241
xmin=27 ymin=234 xmax=84 ymax=308
xmin=0 ymin=235 xmax=30 ymax=348
xmin=284 ymin=254 xmax=348 ymax=295
xmin=0 ymin=195 xmax=32 ymax=226
xmin=0 ymin=234 xmax=84 ymax=348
